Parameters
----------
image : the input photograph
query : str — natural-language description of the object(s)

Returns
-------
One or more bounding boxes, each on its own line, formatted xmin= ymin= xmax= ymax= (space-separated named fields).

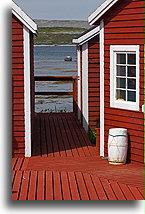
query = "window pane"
xmin=116 ymin=90 xmax=126 ymax=101
xmin=127 ymin=91 xmax=136 ymax=102
xmin=127 ymin=66 xmax=136 ymax=77
xmin=117 ymin=78 xmax=126 ymax=89
xmin=127 ymin=79 xmax=136 ymax=89
xmin=117 ymin=54 xmax=126 ymax=64
xmin=117 ymin=66 xmax=126 ymax=76
xmin=127 ymin=54 xmax=136 ymax=65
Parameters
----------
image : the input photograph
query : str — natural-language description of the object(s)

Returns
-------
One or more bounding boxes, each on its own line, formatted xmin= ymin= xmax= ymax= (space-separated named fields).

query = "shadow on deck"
xmin=12 ymin=112 xmax=144 ymax=200
xmin=32 ymin=112 xmax=96 ymax=157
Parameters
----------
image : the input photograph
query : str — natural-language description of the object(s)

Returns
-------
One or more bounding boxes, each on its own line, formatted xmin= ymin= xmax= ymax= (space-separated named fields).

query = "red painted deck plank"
xmin=109 ymin=180 xmax=126 ymax=200
xmin=21 ymin=158 xmax=29 ymax=170
xmin=83 ymin=173 xmax=99 ymax=200
xmin=73 ymin=115 xmax=97 ymax=156
xmin=46 ymin=171 xmax=53 ymax=200
xmin=40 ymin=117 xmax=47 ymax=157
xmin=100 ymin=178 xmax=117 ymax=200
xmin=53 ymin=171 xmax=62 ymax=200
xmin=49 ymin=117 xmax=60 ymax=157
xmin=138 ymin=187 xmax=144 ymax=199
xmin=61 ymin=117 xmax=79 ymax=157
xmin=12 ymin=158 xmax=17 ymax=170
xmin=32 ymin=116 xmax=41 ymax=156
xmin=61 ymin=171 xmax=71 ymax=200
xmin=68 ymin=171 xmax=80 ymax=200
xmin=75 ymin=172 xmax=89 ymax=200
xmin=118 ymin=183 xmax=135 ymax=200
xmin=67 ymin=116 xmax=86 ymax=157
xmin=12 ymin=170 xmax=16 ymax=187
xmin=45 ymin=117 xmax=54 ymax=157
xmin=53 ymin=117 xmax=66 ymax=157
xmin=12 ymin=171 xmax=23 ymax=200
xmin=128 ymin=185 xmax=144 ymax=200
xmin=91 ymin=175 xmax=108 ymax=200
xmin=19 ymin=171 xmax=30 ymax=200
xmin=70 ymin=115 xmax=91 ymax=157
xmin=58 ymin=117 xmax=73 ymax=157
xmin=14 ymin=158 xmax=24 ymax=170
xmin=37 ymin=171 xmax=45 ymax=200
xmin=27 ymin=171 xmax=37 ymax=200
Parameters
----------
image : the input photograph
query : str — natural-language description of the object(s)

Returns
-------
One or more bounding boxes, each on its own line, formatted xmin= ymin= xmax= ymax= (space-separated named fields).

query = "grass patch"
xmin=35 ymin=27 xmax=86 ymax=45
xmin=88 ymin=130 xmax=96 ymax=145
xmin=39 ymin=27 xmax=86 ymax=33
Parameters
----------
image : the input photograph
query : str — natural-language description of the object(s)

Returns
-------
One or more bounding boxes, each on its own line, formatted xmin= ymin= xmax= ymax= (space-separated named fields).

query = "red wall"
xmin=12 ymin=15 xmax=25 ymax=157
xmin=101 ymin=0 xmax=144 ymax=164
xmin=88 ymin=36 xmax=100 ymax=129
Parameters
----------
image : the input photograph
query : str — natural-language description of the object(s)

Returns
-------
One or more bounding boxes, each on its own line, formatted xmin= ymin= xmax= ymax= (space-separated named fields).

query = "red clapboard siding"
xmin=12 ymin=14 xmax=25 ymax=157
xmin=101 ymin=0 xmax=144 ymax=164
xmin=88 ymin=36 xmax=100 ymax=130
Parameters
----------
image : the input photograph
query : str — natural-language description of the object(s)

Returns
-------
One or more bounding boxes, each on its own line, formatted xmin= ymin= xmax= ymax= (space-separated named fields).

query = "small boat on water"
xmin=64 ymin=56 xmax=72 ymax=61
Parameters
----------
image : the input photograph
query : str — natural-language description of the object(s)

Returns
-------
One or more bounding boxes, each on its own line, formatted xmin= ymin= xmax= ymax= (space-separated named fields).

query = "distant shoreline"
xmin=34 ymin=44 xmax=76 ymax=47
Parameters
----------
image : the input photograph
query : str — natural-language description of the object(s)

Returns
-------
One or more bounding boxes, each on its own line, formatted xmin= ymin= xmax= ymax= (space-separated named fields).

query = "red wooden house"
xmin=12 ymin=1 xmax=37 ymax=157
xmin=73 ymin=0 xmax=144 ymax=164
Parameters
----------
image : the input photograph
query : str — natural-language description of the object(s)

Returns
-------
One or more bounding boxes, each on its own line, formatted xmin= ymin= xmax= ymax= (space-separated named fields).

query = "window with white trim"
xmin=110 ymin=45 xmax=139 ymax=111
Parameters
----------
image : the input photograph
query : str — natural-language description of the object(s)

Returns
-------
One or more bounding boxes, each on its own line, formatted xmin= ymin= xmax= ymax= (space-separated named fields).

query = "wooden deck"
xmin=32 ymin=113 xmax=96 ymax=157
xmin=12 ymin=113 xmax=144 ymax=200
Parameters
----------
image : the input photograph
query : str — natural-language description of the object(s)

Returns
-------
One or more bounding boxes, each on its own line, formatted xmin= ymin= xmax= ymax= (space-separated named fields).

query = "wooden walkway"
xmin=12 ymin=113 xmax=144 ymax=200
xmin=32 ymin=113 xmax=96 ymax=157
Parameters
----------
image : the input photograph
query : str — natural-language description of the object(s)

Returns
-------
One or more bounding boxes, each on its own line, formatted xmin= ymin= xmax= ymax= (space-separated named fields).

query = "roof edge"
xmin=12 ymin=1 xmax=37 ymax=34
xmin=72 ymin=26 xmax=100 ymax=45
xmin=88 ymin=0 xmax=119 ymax=25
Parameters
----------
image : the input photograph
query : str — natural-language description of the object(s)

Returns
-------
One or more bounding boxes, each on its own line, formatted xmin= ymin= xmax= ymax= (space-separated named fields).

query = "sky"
xmin=13 ymin=0 xmax=105 ymax=20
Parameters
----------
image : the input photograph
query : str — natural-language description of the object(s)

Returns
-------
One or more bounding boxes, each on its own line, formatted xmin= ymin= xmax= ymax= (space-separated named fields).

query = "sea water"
xmin=34 ymin=45 xmax=77 ymax=113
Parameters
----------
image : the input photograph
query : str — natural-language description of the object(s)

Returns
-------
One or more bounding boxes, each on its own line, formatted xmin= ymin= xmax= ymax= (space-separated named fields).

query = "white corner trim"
xmin=12 ymin=1 xmax=37 ymax=34
xmin=82 ymin=42 xmax=88 ymax=132
xmin=77 ymin=46 xmax=81 ymax=121
xmin=142 ymin=105 xmax=144 ymax=113
xmin=100 ymin=20 xmax=104 ymax=156
xmin=88 ymin=0 xmax=119 ymax=25
xmin=24 ymin=26 xmax=31 ymax=157
xmin=110 ymin=45 xmax=140 ymax=111
xmin=73 ymin=26 xmax=100 ymax=45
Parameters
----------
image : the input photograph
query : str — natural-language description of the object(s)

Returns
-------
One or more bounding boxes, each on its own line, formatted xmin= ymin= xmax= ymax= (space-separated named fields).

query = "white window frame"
xmin=110 ymin=45 xmax=140 ymax=111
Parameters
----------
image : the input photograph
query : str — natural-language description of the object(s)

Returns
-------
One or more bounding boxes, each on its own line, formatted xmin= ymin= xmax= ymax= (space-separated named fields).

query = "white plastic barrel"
xmin=108 ymin=128 xmax=128 ymax=165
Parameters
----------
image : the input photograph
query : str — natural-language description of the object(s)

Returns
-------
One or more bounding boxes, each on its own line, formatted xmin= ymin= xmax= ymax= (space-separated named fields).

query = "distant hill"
xmin=34 ymin=19 xmax=90 ymax=28
xmin=34 ymin=20 xmax=90 ymax=45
